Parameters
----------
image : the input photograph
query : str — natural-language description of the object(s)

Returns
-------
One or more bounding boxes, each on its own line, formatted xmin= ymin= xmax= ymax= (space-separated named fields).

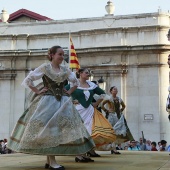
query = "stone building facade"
xmin=0 ymin=10 xmax=170 ymax=143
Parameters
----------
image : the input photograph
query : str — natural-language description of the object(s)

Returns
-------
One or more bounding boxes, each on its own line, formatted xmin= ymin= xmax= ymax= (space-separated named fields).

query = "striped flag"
xmin=69 ymin=38 xmax=80 ymax=70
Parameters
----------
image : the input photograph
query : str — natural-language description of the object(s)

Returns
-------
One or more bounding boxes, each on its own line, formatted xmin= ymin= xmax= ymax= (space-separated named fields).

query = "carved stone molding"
xmin=0 ymin=73 xmax=17 ymax=80
xmin=91 ymin=68 xmax=128 ymax=77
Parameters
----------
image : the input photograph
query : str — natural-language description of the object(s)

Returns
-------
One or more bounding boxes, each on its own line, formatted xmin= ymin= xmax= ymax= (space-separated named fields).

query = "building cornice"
xmin=0 ymin=44 xmax=169 ymax=57
xmin=77 ymin=44 xmax=170 ymax=54
xmin=0 ymin=25 xmax=169 ymax=39
xmin=0 ymin=72 xmax=17 ymax=80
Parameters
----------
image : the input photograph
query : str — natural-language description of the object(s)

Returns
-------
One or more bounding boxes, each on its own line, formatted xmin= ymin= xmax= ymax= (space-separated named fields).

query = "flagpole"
xmin=68 ymin=31 xmax=71 ymax=70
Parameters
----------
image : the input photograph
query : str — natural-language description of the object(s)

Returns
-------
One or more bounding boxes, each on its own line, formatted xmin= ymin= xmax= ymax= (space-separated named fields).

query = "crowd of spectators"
xmin=1 ymin=137 xmax=170 ymax=154
xmin=116 ymin=138 xmax=170 ymax=152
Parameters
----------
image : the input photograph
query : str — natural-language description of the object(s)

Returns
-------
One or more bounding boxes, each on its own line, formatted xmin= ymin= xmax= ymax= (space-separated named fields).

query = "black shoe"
xmin=83 ymin=157 xmax=94 ymax=162
xmin=45 ymin=163 xmax=49 ymax=169
xmin=49 ymin=165 xmax=65 ymax=170
xmin=111 ymin=150 xmax=121 ymax=154
xmin=87 ymin=152 xmax=101 ymax=157
xmin=75 ymin=157 xmax=88 ymax=163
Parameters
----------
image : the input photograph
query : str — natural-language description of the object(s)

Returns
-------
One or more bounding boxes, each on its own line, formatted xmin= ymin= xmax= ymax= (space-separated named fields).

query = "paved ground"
xmin=0 ymin=151 xmax=170 ymax=170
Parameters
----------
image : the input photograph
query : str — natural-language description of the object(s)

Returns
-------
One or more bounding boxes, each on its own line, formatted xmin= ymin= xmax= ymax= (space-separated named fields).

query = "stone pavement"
xmin=0 ymin=151 xmax=170 ymax=170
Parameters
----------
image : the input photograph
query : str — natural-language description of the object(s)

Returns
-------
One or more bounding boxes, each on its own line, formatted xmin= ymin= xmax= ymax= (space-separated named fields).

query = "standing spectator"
xmin=4 ymin=139 xmax=12 ymax=154
xmin=128 ymin=140 xmax=141 ymax=151
xmin=124 ymin=146 xmax=128 ymax=150
xmin=0 ymin=140 xmax=5 ymax=154
xmin=116 ymin=144 xmax=123 ymax=150
xmin=151 ymin=142 xmax=158 ymax=151
xmin=166 ymin=144 xmax=170 ymax=152
xmin=138 ymin=138 xmax=146 ymax=151
xmin=159 ymin=140 xmax=167 ymax=151
xmin=3 ymin=139 xmax=7 ymax=154
xmin=0 ymin=140 xmax=3 ymax=154
xmin=157 ymin=141 xmax=161 ymax=151
xmin=146 ymin=140 xmax=152 ymax=151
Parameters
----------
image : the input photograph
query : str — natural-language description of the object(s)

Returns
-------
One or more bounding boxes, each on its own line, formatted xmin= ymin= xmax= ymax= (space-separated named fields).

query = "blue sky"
xmin=0 ymin=0 xmax=170 ymax=20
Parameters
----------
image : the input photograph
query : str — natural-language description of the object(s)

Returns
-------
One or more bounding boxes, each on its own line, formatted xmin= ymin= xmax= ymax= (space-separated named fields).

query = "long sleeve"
xmin=93 ymin=86 xmax=105 ymax=99
xmin=21 ymin=65 xmax=44 ymax=88
xmin=66 ymin=69 xmax=80 ymax=87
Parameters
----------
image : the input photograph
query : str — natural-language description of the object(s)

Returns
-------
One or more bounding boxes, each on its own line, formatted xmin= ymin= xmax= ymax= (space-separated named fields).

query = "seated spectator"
xmin=159 ymin=140 xmax=167 ymax=151
xmin=151 ymin=141 xmax=158 ymax=151
xmin=128 ymin=140 xmax=141 ymax=151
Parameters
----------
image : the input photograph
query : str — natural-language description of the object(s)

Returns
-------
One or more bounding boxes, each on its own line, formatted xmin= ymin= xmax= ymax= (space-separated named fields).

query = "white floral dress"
xmin=8 ymin=63 xmax=95 ymax=155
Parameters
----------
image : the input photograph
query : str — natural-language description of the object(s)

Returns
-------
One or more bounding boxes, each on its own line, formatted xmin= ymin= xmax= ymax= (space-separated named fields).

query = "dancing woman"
xmin=101 ymin=86 xmax=134 ymax=154
xmin=65 ymin=68 xmax=116 ymax=161
xmin=7 ymin=46 xmax=95 ymax=170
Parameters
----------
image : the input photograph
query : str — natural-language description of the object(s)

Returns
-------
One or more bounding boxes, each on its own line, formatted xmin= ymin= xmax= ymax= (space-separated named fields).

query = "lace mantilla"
xmin=21 ymin=63 xmax=79 ymax=88
xmin=40 ymin=63 xmax=69 ymax=83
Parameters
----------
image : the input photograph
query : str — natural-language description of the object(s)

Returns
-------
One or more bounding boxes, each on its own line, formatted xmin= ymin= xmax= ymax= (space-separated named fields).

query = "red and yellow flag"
xmin=69 ymin=38 xmax=80 ymax=70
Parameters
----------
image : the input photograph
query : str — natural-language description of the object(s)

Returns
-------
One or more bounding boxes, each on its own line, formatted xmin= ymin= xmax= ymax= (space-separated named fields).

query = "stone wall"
xmin=0 ymin=11 xmax=170 ymax=143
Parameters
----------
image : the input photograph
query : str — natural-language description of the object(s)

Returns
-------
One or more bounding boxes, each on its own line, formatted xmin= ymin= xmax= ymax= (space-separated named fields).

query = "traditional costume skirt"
xmin=7 ymin=95 xmax=95 ymax=155
xmin=75 ymin=104 xmax=116 ymax=147
xmin=108 ymin=112 xmax=134 ymax=144
xmin=96 ymin=113 xmax=134 ymax=151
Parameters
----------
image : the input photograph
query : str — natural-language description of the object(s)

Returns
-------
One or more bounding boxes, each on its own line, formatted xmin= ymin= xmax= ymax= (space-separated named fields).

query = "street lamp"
xmin=98 ymin=76 xmax=106 ymax=90
xmin=167 ymin=29 xmax=170 ymax=41
xmin=89 ymin=70 xmax=94 ymax=81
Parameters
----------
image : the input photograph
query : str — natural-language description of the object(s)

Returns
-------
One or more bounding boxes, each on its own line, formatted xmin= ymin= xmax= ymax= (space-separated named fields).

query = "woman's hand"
xmin=37 ymin=87 xmax=48 ymax=95
xmin=63 ymin=89 xmax=72 ymax=95
xmin=73 ymin=100 xmax=79 ymax=104
xmin=109 ymin=109 xmax=114 ymax=113
xmin=92 ymin=102 xmax=98 ymax=108
xmin=92 ymin=98 xmax=103 ymax=108
xmin=64 ymin=86 xmax=77 ymax=95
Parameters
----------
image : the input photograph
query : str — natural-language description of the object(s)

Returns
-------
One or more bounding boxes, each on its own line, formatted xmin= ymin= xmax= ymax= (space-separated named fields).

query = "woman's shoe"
xmin=87 ymin=152 xmax=101 ymax=157
xmin=49 ymin=165 xmax=65 ymax=170
xmin=75 ymin=157 xmax=88 ymax=163
xmin=111 ymin=150 xmax=121 ymax=154
xmin=83 ymin=157 xmax=94 ymax=162
xmin=45 ymin=163 xmax=49 ymax=169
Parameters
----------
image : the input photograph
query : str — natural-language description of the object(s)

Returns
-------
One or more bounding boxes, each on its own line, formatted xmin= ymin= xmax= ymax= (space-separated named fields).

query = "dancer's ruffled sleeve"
xmin=93 ymin=86 xmax=106 ymax=99
xmin=21 ymin=64 xmax=44 ymax=88
xmin=66 ymin=68 xmax=80 ymax=87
